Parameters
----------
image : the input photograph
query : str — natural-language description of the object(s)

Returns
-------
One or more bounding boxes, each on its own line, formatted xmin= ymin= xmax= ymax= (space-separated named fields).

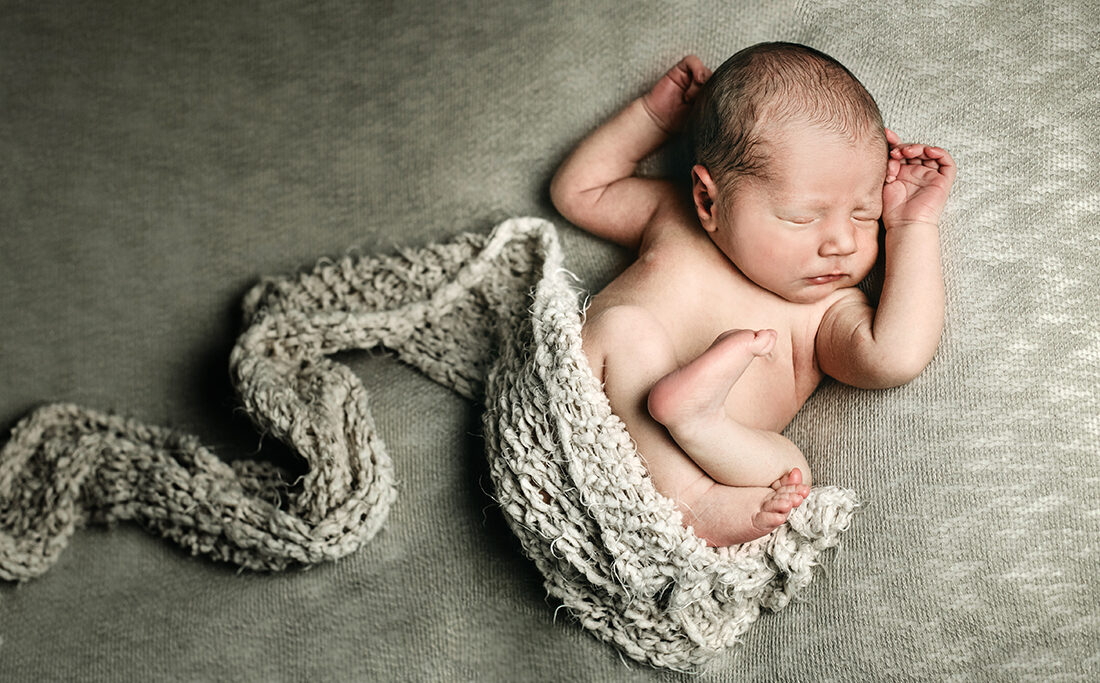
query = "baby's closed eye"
xmin=778 ymin=214 xmax=878 ymax=225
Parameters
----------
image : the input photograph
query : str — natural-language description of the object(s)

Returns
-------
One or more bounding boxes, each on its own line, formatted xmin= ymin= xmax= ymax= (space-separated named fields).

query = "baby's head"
xmin=690 ymin=42 xmax=888 ymax=304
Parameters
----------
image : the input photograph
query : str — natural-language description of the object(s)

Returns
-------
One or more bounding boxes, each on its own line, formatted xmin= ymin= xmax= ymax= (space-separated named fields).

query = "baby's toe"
xmin=753 ymin=510 xmax=787 ymax=531
xmin=762 ymin=493 xmax=797 ymax=515
xmin=771 ymin=467 xmax=803 ymax=490
xmin=770 ymin=484 xmax=809 ymax=501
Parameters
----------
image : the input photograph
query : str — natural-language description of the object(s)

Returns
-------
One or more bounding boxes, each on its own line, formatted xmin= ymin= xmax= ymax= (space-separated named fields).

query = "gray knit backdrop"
xmin=1 ymin=1 xmax=1096 ymax=680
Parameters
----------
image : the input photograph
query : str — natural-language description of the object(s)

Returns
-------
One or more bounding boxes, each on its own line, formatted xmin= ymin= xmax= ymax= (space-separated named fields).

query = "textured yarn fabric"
xmin=0 ymin=217 xmax=856 ymax=670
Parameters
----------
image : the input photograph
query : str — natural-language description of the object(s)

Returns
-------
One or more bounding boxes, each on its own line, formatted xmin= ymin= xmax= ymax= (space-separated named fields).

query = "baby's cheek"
xmin=856 ymin=244 xmax=879 ymax=278
xmin=857 ymin=224 xmax=880 ymax=248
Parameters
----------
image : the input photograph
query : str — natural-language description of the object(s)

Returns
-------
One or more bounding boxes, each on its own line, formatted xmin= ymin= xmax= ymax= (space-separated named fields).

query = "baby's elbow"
xmin=548 ymin=171 xmax=568 ymax=214
xmin=549 ymin=170 xmax=584 ymax=221
xmin=871 ymin=353 xmax=934 ymax=389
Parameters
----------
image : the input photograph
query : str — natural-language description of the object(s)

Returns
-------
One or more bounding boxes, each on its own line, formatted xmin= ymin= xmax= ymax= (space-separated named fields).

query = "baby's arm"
xmin=549 ymin=56 xmax=710 ymax=249
xmin=817 ymin=131 xmax=956 ymax=388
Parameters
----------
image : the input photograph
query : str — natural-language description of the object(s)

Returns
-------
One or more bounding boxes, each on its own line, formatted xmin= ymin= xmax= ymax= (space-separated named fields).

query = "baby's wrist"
xmin=637 ymin=96 xmax=675 ymax=134
xmin=883 ymin=219 xmax=939 ymax=233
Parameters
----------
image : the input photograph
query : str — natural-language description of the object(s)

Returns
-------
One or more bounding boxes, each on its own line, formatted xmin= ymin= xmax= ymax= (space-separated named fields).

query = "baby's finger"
xmin=886 ymin=157 xmax=900 ymax=182
xmin=921 ymin=145 xmax=952 ymax=160
xmin=890 ymin=145 xmax=925 ymax=163
xmin=921 ymin=146 xmax=957 ymax=181
xmin=680 ymin=54 xmax=709 ymax=84
xmin=665 ymin=60 xmax=693 ymax=89
xmin=925 ymin=145 xmax=956 ymax=167
xmin=898 ymin=143 xmax=928 ymax=159
xmin=885 ymin=128 xmax=902 ymax=146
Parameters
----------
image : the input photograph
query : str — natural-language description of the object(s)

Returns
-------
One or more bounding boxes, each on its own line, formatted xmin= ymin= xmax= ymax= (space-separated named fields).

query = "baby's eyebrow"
xmin=774 ymin=198 xmax=880 ymax=214
xmin=856 ymin=187 xmax=883 ymax=207
xmin=786 ymin=200 xmax=829 ymax=211
xmin=770 ymin=191 xmax=827 ymax=209
xmin=774 ymin=203 xmax=828 ymax=216
xmin=770 ymin=187 xmax=881 ymax=211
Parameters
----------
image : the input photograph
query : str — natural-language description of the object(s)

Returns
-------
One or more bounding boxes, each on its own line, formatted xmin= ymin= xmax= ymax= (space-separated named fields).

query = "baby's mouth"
xmin=806 ymin=273 xmax=845 ymax=285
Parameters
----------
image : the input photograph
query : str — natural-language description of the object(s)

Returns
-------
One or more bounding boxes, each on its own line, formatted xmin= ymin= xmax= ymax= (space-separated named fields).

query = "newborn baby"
xmin=550 ymin=42 xmax=955 ymax=546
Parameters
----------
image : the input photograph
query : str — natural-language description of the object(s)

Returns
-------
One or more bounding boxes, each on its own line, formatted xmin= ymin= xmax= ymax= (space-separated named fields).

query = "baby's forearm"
xmin=867 ymin=222 xmax=945 ymax=379
xmin=550 ymin=98 xmax=670 ymax=208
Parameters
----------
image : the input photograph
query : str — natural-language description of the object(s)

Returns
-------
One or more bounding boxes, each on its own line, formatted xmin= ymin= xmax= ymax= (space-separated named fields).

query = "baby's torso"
xmin=584 ymin=210 xmax=845 ymax=433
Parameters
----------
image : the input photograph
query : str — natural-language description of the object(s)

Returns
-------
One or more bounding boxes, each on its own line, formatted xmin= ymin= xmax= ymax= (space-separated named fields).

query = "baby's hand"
xmin=641 ymin=55 xmax=711 ymax=134
xmin=882 ymin=128 xmax=957 ymax=231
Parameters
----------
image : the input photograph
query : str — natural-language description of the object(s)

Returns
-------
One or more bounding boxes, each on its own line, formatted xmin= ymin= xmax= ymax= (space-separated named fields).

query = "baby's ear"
xmin=691 ymin=164 xmax=718 ymax=231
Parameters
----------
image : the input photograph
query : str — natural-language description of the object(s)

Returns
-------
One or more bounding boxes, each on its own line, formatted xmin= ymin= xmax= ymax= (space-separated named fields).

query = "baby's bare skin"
xmin=581 ymin=213 xmax=827 ymax=545
xmin=551 ymin=55 xmax=955 ymax=546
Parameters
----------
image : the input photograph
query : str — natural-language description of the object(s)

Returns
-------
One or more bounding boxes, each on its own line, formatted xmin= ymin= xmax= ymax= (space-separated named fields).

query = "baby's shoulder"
xmin=634 ymin=224 xmax=729 ymax=291
xmin=639 ymin=186 xmax=702 ymax=249
xmin=805 ymin=287 xmax=869 ymax=333
xmin=816 ymin=287 xmax=871 ymax=322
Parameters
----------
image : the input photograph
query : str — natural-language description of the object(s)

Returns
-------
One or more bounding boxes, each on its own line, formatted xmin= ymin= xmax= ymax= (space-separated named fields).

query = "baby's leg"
xmin=583 ymin=308 xmax=809 ymax=546
xmin=647 ymin=329 xmax=812 ymax=488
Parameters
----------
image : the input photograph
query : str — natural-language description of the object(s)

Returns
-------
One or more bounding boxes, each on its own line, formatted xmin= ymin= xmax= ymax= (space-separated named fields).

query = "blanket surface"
xmin=1 ymin=1 xmax=1096 ymax=680
xmin=1 ymin=217 xmax=858 ymax=670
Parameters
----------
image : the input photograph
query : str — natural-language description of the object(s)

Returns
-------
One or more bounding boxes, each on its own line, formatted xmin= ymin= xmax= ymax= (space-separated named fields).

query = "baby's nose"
xmin=819 ymin=219 xmax=858 ymax=256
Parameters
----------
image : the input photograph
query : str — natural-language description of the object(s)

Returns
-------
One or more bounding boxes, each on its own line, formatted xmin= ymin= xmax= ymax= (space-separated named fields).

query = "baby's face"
xmin=709 ymin=124 xmax=887 ymax=304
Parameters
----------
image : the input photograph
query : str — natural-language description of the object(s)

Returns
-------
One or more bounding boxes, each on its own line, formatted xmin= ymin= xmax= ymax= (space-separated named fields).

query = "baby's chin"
xmin=781 ymin=291 xmax=834 ymax=305
xmin=776 ymin=278 xmax=860 ymax=304
xmin=740 ymin=267 xmax=868 ymax=305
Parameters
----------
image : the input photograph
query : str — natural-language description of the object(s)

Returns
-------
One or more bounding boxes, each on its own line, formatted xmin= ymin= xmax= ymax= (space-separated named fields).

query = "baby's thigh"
xmin=582 ymin=306 xmax=706 ymax=496
xmin=583 ymin=305 xmax=677 ymax=398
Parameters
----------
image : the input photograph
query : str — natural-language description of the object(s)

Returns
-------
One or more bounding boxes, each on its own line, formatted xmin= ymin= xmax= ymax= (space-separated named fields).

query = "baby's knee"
xmin=647 ymin=375 xmax=690 ymax=430
xmin=770 ymin=442 xmax=813 ymax=488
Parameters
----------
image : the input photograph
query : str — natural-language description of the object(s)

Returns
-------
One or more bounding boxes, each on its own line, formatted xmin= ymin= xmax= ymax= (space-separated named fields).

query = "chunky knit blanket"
xmin=0 ymin=217 xmax=858 ymax=670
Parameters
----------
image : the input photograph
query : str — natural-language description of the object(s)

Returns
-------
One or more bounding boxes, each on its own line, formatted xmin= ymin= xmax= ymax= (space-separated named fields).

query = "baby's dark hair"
xmin=691 ymin=42 xmax=885 ymax=191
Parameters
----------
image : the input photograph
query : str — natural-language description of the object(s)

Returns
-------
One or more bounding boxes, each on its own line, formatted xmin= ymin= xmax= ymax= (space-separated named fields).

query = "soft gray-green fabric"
xmin=1 ymin=0 xmax=1096 ymax=680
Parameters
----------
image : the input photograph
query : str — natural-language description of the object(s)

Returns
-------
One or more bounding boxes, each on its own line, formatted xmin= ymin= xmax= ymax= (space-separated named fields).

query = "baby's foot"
xmin=648 ymin=328 xmax=777 ymax=427
xmin=750 ymin=468 xmax=811 ymax=537
xmin=687 ymin=469 xmax=812 ymax=546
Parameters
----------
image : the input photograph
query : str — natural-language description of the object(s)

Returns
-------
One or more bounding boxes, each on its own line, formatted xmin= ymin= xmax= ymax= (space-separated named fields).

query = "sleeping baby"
xmin=550 ymin=42 xmax=955 ymax=546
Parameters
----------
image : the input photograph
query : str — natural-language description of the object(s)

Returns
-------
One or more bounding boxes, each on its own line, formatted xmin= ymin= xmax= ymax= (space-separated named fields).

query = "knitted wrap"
xmin=0 ymin=217 xmax=858 ymax=670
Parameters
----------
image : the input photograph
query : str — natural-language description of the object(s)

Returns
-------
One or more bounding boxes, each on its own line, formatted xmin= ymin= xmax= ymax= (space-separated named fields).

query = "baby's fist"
xmin=642 ymin=55 xmax=712 ymax=133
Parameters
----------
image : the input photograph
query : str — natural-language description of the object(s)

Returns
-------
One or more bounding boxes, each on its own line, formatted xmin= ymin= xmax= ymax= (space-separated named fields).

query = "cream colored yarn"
xmin=0 ymin=217 xmax=858 ymax=670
